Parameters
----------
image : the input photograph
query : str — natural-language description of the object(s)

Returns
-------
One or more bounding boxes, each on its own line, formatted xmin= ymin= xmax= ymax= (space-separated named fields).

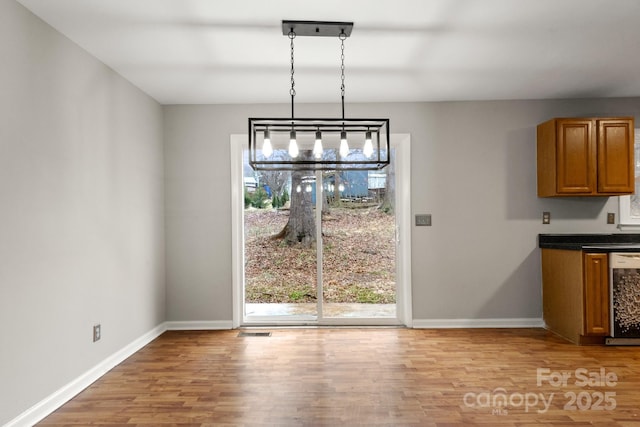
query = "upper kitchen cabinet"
xmin=537 ymin=117 xmax=635 ymax=197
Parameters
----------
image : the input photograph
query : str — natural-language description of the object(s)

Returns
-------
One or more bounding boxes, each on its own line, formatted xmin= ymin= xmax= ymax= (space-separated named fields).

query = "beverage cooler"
xmin=607 ymin=253 xmax=640 ymax=345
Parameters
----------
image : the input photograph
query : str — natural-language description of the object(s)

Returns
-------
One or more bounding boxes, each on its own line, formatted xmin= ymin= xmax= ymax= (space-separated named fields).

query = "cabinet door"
xmin=556 ymin=120 xmax=594 ymax=194
xmin=597 ymin=119 xmax=634 ymax=194
xmin=583 ymin=253 xmax=609 ymax=336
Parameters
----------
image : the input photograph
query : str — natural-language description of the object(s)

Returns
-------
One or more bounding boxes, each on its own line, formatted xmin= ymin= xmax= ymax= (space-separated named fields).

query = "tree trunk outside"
xmin=380 ymin=148 xmax=395 ymax=214
xmin=334 ymin=171 xmax=343 ymax=206
xmin=321 ymin=171 xmax=331 ymax=215
xmin=275 ymin=151 xmax=317 ymax=247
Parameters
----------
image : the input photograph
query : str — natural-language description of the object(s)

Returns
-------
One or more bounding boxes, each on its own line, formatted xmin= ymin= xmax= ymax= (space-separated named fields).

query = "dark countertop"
xmin=539 ymin=234 xmax=640 ymax=252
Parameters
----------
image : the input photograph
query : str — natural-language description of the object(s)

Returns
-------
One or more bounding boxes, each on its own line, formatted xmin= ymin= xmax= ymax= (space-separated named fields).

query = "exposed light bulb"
xmin=289 ymin=130 xmax=299 ymax=158
xmin=363 ymin=131 xmax=373 ymax=158
xmin=262 ymin=129 xmax=273 ymax=158
xmin=313 ymin=130 xmax=323 ymax=159
xmin=339 ymin=131 xmax=349 ymax=157
xmin=338 ymin=183 xmax=345 ymax=192
xmin=305 ymin=184 xmax=312 ymax=192
xmin=296 ymin=184 xmax=301 ymax=193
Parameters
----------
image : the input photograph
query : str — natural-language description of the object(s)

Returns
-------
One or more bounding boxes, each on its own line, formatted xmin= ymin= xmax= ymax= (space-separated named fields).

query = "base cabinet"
xmin=541 ymin=249 xmax=609 ymax=344
xmin=583 ymin=253 xmax=610 ymax=336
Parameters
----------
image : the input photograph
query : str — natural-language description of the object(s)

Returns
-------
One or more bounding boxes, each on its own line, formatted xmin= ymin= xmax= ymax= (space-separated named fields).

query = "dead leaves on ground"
xmin=244 ymin=208 xmax=396 ymax=303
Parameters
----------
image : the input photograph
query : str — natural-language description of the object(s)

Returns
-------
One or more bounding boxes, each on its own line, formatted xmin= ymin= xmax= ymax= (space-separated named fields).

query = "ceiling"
xmin=16 ymin=0 xmax=640 ymax=105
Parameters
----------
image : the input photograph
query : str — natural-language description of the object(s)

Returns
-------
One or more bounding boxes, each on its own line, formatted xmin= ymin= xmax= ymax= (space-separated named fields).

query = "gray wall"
xmin=3 ymin=0 xmax=640 ymax=422
xmin=0 ymin=1 xmax=165 ymax=424
xmin=164 ymin=100 xmax=640 ymax=322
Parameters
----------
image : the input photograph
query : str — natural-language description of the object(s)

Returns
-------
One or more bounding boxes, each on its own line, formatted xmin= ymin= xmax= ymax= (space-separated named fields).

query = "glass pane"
xmin=321 ymin=150 xmax=397 ymax=319
xmin=243 ymin=150 xmax=317 ymax=320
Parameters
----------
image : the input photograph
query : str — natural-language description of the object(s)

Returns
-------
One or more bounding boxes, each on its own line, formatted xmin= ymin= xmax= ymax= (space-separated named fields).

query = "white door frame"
xmin=230 ymin=134 xmax=412 ymax=327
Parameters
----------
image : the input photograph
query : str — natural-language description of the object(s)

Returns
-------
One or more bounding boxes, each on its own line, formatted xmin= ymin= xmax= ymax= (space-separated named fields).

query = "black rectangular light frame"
xmin=248 ymin=117 xmax=390 ymax=171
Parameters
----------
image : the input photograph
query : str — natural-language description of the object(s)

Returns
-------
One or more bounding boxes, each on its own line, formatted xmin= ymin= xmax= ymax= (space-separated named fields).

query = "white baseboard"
xmin=6 ymin=323 xmax=167 ymax=427
xmin=165 ymin=320 xmax=234 ymax=330
xmin=412 ymin=318 xmax=544 ymax=329
xmin=6 ymin=320 xmax=233 ymax=426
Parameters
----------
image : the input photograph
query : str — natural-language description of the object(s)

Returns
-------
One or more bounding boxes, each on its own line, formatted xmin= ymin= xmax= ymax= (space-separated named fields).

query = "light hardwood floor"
xmin=39 ymin=328 xmax=640 ymax=426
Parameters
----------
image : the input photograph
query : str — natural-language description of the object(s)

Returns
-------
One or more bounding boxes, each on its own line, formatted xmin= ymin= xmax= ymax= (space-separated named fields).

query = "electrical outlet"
xmin=415 ymin=214 xmax=432 ymax=226
xmin=93 ymin=324 xmax=101 ymax=342
xmin=542 ymin=211 xmax=551 ymax=224
xmin=607 ymin=212 xmax=615 ymax=224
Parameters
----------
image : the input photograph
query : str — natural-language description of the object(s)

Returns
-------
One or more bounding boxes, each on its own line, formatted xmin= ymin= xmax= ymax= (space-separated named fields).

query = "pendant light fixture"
xmin=248 ymin=20 xmax=390 ymax=171
xmin=363 ymin=130 xmax=374 ymax=158
xmin=262 ymin=128 xmax=273 ymax=158
xmin=313 ymin=129 xmax=323 ymax=159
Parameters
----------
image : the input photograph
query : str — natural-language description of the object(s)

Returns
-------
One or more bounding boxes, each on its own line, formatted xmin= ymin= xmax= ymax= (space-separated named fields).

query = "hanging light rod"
xmin=248 ymin=20 xmax=390 ymax=171
xmin=281 ymin=20 xmax=353 ymax=38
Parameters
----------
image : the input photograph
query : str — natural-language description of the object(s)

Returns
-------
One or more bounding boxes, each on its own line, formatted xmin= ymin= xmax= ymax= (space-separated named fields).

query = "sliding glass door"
xmin=239 ymin=141 xmax=404 ymax=325
xmin=319 ymin=168 xmax=396 ymax=321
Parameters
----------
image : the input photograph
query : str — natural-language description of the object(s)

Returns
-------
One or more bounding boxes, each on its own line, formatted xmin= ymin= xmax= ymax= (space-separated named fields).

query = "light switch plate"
xmin=607 ymin=212 xmax=615 ymax=224
xmin=415 ymin=214 xmax=431 ymax=226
